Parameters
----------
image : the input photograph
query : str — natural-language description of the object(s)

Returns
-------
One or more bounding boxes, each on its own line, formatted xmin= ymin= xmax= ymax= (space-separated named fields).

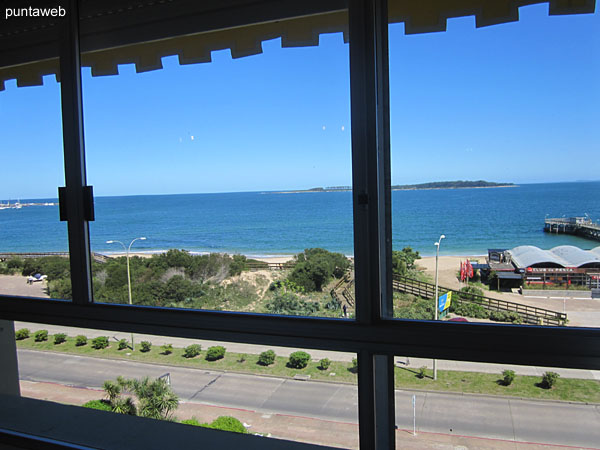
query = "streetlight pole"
xmin=106 ymin=237 xmax=146 ymax=350
xmin=433 ymin=234 xmax=445 ymax=381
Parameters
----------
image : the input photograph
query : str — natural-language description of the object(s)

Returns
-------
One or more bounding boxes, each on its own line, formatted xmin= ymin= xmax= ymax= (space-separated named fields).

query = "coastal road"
xmin=18 ymin=349 xmax=600 ymax=448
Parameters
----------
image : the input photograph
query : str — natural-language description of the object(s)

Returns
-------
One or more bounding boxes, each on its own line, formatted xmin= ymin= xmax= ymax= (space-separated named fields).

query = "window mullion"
xmin=350 ymin=0 xmax=395 ymax=448
xmin=59 ymin=0 xmax=93 ymax=305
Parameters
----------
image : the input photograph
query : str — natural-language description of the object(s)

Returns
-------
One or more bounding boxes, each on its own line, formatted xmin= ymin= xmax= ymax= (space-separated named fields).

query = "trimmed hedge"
xmin=183 ymin=344 xmax=202 ymax=358
xmin=502 ymin=370 xmax=515 ymax=386
xmin=258 ymin=350 xmax=276 ymax=366
xmin=91 ymin=336 xmax=109 ymax=349
xmin=15 ymin=328 xmax=30 ymax=340
xmin=75 ymin=335 xmax=87 ymax=346
xmin=288 ymin=351 xmax=310 ymax=369
xmin=140 ymin=341 xmax=152 ymax=353
xmin=205 ymin=346 xmax=226 ymax=361
xmin=34 ymin=330 xmax=48 ymax=342
xmin=53 ymin=333 xmax=67 ymax=345
xmin=542 ymin=371 xmax=560 ymax=389
xmin=318 ymin=358 xmax=331 ymax=370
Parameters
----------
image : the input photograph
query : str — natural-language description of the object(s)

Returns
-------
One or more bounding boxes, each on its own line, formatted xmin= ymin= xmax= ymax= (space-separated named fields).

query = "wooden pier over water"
xmin=544 ymin=217 xmax=600 ymax=242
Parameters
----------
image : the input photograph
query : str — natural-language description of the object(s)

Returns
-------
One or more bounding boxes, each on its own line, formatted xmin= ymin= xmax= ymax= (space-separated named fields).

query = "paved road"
xmin=17 ymin=349 xmax=600 ymax=448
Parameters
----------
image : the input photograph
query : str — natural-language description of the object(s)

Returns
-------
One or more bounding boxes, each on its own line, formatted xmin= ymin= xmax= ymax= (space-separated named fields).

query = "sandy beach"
xmin=416 ymin=255 xmax=485 ymax=290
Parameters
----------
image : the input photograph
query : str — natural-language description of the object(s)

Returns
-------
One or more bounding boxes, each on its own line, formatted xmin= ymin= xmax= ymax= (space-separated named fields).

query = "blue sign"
xmin=438 ymin=292 xmax=452 ymax=312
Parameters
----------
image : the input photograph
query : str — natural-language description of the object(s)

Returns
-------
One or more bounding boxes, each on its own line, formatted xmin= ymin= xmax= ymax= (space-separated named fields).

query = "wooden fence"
xmin=393 ymin=275 xmax=567 ymax=326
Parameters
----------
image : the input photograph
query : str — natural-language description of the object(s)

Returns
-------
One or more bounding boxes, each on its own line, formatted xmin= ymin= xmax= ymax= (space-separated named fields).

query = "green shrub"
xmin=237 ymin=354 xmax=247 ymax=363
xmin=75 ymin=335 xmax=87 ymax=346
xmin=318 ymin=358 xmax=331 ymax=370
xmin=288 ymin=351 xmax=311 ymax=369
xmin=15 ymin=328 xmax=30 ymax=340
xmin=266 ymin=291 xmax=320 ymax=316
xmin=34 ymin=330 xmax=48 ymax=342
xmin=53 ymin=333 xmax=67 ymax=345
xmin=206 ymin=345 xmax=226 ymax=361
xmin=118 ymin=339 xmax=129 ymax=350
xmin=7 ymin=257 xmax=24 ymax=269
xmin=161 ymin=344 xmax=173 ymax=355
xmin=459 ymin=285 xmax=484 ymax=299
xmin=418 ymin=366 xmax=427 ymax=379
xmin=287 ymin=248 xmax=350 ymax=292
xmin=140 ymin=341 xmax=152 ymax=353
xmin=91 ymin=336 xmax=109 ymax=349
xmin=541 ymin=371 xmax=560 ymax=389
xmin=451 ymin=303 xmax=489 ymax=319
xmin=391 ymin=247 xmax=421 ymax=276
xmin=502 ymin=369 xmax=515 ymax=386
xmin=82 ymin=400 xmax=112 ymax=412
xmin=258 ymin=350 xmax=276 ymax=366
xmin=181 ymin=418 xmax=201 ymax=426
xmin=183 ymin=344 xmax=202 ymax=358
xmin=351 ymin=357 xmax=358 ymax=371
xmin=207 ymin=416 xmax=247 ymax=434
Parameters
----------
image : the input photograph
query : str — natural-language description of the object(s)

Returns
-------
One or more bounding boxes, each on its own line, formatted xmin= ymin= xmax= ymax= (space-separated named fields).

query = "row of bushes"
xmin=501 ymin=369 xmax=560 ymax=389
xmin=415 ymin=367 xmax=560 ymax=390
xmin=17 ymin=328 xmax=334 ymax=371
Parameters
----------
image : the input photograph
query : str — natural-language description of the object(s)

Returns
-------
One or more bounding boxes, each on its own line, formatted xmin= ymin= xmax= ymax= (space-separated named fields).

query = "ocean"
xmin=1 ymin=182 xmax=598 ymax=257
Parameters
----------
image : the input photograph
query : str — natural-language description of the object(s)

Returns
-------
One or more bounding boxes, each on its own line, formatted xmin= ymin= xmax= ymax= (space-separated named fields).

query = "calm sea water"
xmin=1 ymin=182 xmax=598 ymax=256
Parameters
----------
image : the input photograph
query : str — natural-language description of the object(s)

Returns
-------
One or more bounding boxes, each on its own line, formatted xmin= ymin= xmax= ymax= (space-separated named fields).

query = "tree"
xmin=391 ymin=247 xmax=421 ymax=276
xmin=288 ymin=248 xmax=350 ymax=292
xmin=103 ymin=376 xmax=179 ymax=420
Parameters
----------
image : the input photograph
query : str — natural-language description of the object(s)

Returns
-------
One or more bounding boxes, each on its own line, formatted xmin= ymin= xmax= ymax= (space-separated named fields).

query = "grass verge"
xmin=16 ymin=333 xmax=600 ymax=403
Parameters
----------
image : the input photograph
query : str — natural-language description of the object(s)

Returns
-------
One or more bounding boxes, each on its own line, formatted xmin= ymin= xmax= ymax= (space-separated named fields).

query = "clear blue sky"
xmin=1 ymin=4 xmax=598 ymax=199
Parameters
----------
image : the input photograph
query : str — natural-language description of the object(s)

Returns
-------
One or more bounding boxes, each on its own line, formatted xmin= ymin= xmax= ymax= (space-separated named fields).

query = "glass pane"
xmin=16 ymin=321 xmax=358 ymax=447
xmin=388 ymin=4 xmax=600 ymax=327
xmin=393 ymin=354 xmax=600 ymax=447
xmin=0 ymin=29 xmax=71 ymax=301
xmin=81 ymin=12 xmax=354 ymax=318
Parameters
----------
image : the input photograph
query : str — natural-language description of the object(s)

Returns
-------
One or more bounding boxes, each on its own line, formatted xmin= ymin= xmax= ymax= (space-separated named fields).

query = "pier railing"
xmin=393 ymin=275 xmax=567 ymax=326
xmin=544 ymin=217 xmax=600 ymax=241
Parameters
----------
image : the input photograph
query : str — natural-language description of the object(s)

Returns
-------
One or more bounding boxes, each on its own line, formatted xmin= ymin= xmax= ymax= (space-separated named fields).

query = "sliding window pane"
xmin=16 ymin=321 xmax=358 ymax=448
xmin=388 ymin=2 xmax=600 ymax=327
xmin=0 ymin=28 xmax=71 ymax=300
xmin=393 ymin=354 xmax=600 ymax=447
xmin=82 ymin=11 xmax=355 ymax=318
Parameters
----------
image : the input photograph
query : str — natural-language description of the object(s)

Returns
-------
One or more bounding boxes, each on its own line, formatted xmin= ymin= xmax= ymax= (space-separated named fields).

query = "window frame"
xmin=1 ymin=1 xmax=599 ymax=449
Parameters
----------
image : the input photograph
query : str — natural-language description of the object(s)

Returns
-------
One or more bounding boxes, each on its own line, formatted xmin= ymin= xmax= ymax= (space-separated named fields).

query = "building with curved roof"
xmin=508 ymin=245 xmax=600 ymax=269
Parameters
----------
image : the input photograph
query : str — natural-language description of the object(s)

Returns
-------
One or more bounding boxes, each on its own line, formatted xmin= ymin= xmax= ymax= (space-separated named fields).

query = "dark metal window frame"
xmin=1 ymin=1 xmax=599 ymax=449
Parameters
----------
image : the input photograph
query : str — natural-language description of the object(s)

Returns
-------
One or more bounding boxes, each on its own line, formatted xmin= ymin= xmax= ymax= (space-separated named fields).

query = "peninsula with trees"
xmin=276 ymin=180 xmax=515 ymax=194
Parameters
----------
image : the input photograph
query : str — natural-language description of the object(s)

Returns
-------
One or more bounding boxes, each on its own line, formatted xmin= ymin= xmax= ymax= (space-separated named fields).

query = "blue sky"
xmin=0 ymin=3 xmax=598 ymax=199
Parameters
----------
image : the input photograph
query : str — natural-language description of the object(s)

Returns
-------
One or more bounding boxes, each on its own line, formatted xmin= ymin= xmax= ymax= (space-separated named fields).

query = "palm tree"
xmin=102 ymin=376 xmax=179 ymax=420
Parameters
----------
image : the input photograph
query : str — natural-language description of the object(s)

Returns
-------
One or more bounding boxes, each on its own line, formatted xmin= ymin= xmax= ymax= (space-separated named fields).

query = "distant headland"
xmin=275 ymin=180 xmax=516 ymax=194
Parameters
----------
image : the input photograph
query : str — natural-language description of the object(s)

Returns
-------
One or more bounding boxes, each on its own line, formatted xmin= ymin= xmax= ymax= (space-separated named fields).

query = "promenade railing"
xmin=393 ymin=275 xmax=567 ymax=326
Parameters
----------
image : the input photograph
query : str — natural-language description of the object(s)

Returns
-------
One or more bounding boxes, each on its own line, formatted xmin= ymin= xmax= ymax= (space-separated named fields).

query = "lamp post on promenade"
xmin=106 ymin=237 xmax=146 ymax=350
xmin=433 ymin=234 xmax=445 ymax=381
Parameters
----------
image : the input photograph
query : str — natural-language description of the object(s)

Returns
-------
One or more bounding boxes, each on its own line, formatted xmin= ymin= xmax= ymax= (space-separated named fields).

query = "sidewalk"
xmin=20 ymin=380 xmax=593 ymax=450
xmin=15 ymin=321 xmax=600 ymax=380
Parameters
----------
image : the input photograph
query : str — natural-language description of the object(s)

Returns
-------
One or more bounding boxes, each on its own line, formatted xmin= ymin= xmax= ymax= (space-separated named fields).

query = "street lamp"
xmin=433 ymin=234 xmax=445 ymax=381
xmin=106 ymin=237 xmax=147 ymax=350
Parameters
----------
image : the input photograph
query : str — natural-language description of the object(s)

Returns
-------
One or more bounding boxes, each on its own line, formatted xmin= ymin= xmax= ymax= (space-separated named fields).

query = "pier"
xmin=544 ymin=216 xmax=600 ymax=242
